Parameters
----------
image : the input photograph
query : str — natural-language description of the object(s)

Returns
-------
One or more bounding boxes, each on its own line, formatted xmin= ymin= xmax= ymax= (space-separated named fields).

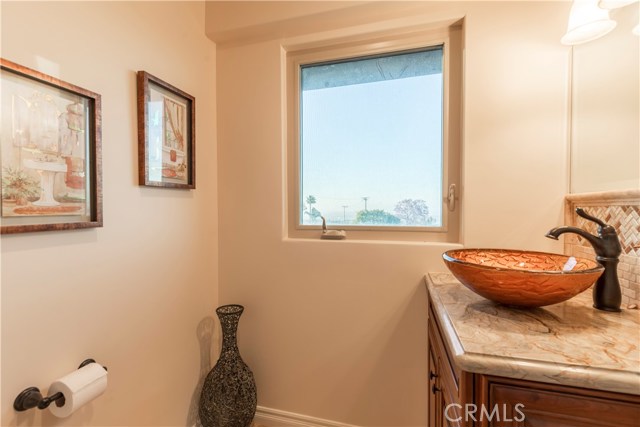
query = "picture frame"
xmin=137 ymin=71 xmax=195 ymax=189
xmin=0 ymin=58 xmax=102 ymax=234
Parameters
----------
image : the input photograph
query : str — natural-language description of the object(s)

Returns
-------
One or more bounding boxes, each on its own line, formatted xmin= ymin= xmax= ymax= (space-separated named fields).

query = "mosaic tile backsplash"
xmin=565 ymin=192 xmax=639 ymax=308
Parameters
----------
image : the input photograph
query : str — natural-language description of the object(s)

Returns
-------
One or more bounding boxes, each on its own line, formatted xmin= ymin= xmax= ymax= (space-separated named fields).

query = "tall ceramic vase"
xmin=199 ymin=304 xmax=257 ymax=427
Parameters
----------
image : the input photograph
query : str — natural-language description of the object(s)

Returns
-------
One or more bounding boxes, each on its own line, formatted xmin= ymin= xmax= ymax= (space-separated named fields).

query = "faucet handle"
xmin=576 ymin=207 xmax=607 ymax=227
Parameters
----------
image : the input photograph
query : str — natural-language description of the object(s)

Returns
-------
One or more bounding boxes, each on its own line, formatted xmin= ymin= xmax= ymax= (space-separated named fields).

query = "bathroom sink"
xmin=442 ymin=249 xmax=604 ymax=308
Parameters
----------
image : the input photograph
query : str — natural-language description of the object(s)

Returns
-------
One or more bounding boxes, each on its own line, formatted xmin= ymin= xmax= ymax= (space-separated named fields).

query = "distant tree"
xmin=394 ymin=199 xmax=433 ymax=225
xmin=303 ymin=195 xmax=321 ymax=223
xmin=355 ymin=209 xmax=400 ymax=225
xmin=305 ymin=195 xmax=317 ymax=213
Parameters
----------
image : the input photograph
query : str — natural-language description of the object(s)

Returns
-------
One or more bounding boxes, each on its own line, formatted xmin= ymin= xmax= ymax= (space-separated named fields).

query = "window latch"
xmin=447 ymin=184 xmax=456 ymax=212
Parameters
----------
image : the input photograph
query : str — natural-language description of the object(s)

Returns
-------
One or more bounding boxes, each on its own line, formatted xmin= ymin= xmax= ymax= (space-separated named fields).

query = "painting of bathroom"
xmin=0 ymin=67 xmax=91 ymax=219
xmin=147 ymin=83 xmax=189 ymax=185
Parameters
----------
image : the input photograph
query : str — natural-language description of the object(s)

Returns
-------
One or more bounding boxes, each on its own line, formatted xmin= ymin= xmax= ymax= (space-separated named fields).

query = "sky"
xmin=301 ymin=69 xmax=444 ymax=226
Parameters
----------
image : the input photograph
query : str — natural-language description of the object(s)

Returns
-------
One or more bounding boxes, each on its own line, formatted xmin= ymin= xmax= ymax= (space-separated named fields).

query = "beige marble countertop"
xmin=426 ymin=272 xmax=640 ymax=395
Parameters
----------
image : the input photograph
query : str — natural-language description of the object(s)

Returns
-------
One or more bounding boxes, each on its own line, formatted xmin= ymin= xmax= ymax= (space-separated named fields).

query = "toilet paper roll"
xmin=48 ymin=363 xmax=108 ymax=418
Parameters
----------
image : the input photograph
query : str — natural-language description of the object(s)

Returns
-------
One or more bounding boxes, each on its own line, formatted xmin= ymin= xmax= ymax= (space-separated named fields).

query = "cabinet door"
xmin=429 ymin=304 xmax=473 ymax=427
xmin=430 ymin=350 xmax=463 ymax=427
xmin=428 ymin=345 xmax=440 ymax=427
xmin=486 ymin=380 xmax=640 ymax=427
xmin=440 ymin=385 xmax=462 ymax=427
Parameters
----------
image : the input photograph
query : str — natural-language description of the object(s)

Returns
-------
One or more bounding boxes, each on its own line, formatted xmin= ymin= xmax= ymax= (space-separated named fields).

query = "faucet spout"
xmin=545 ymin=208 xmax=622 ymax=312
xmin=545 ymin=226 xmax=604 ymax=254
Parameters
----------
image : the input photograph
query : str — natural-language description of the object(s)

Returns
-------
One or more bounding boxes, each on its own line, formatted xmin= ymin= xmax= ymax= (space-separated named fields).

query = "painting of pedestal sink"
xmin=442 ymin=249 xmax=604 ymax=308
xmin=2 ymin=80 xmax=86 ymax=214
xmin=0 ymin=59 xmax=101 ymax=233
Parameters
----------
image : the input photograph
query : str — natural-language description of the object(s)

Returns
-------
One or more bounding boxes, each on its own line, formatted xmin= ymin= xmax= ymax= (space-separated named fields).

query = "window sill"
xmin=283 ymin=235 xmax=463 ymax=247
xmin=286 ymin=227 xmax=460 ymax=244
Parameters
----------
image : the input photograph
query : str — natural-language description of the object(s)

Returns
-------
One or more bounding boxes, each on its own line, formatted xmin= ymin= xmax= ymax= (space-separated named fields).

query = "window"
xmin=286 ymin=27 xmax=461 ymax=241
xmin=301 ymin=47 xmax=443 ymax=227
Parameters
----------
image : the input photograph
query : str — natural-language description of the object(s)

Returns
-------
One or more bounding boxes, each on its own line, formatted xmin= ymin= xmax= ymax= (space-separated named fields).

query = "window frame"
xmin=285 ymin=27 xmax=461 ymax=242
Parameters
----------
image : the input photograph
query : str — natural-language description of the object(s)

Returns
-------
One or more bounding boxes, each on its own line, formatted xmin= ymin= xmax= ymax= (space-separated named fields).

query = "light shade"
xmin=634 ymin=23 xmax=640 ymax=35
xmin=598 ymin=0 xmax=638 ymax=9
xmin=562 ymin=0 xmax=618 ymax=45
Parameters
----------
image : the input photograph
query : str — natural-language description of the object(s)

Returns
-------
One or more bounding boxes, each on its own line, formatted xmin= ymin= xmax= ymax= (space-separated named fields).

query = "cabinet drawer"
xmin=484 ymin=377 xmax=640 ymax=427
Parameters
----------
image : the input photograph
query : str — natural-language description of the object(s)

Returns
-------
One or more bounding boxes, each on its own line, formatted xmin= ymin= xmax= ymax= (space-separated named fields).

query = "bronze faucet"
xmin=546 ymin=208 xmax=622 ymax=312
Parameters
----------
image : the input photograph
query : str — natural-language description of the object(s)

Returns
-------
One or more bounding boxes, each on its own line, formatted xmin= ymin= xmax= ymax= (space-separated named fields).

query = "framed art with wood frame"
xmin=137 ymin=71 xmax=195 ymax=189
xmin=0 ymin=58 xmax=102 ymax=234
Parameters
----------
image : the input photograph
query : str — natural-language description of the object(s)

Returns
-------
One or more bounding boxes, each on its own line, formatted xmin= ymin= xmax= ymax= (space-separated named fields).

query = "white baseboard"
xmin=254 ymin=406 xmax=361 ymax=427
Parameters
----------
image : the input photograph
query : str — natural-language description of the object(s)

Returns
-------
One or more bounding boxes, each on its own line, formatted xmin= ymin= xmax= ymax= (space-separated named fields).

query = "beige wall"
xmin=1 ymin=2 xmax=218 ymax=426
xmin=214 ymin=1 xmax=570 ymax=426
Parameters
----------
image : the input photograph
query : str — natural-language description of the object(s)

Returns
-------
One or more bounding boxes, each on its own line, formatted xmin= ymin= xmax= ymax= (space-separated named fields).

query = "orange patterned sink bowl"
xmin=442 ymin=249 xmax=604 ymax=308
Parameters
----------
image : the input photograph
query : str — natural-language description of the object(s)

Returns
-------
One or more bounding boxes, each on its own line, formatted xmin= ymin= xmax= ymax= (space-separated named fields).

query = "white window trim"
xmin=284 ymin=25 xmax=462 ymax=242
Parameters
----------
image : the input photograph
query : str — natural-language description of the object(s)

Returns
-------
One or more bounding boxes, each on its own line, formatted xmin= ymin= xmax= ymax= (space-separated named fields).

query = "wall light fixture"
xmin=598 ymin=0 xmax=638 ymax=9
xmin=562 ymin=0 xmax=617 ymax=45
xmin=599 ymin=0 xmax=640 ymax=37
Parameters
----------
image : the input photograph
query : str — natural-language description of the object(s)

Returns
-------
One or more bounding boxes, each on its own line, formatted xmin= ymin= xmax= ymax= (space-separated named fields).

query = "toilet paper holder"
xmin=13 ymin=358 xmax=107 ymax=412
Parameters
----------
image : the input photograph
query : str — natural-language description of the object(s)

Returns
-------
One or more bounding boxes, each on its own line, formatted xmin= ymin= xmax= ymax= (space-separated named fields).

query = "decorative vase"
xmin=199 ymin=304 xmax=257 ymax=427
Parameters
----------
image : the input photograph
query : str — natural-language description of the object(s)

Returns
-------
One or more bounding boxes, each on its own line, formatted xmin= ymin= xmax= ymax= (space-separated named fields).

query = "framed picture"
xmin=137 ymin=71 xmax=195 ymax=189
xmin=0 ymin=58 xmax=102 ymax=234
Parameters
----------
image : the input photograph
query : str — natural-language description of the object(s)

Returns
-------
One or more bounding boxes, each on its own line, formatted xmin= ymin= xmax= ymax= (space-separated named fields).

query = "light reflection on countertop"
xmin=426 ymin=272 xmax=640 ymax=395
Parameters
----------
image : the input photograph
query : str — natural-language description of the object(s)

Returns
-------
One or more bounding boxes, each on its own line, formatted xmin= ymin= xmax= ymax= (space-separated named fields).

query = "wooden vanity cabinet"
xmin=428 ymin=300 xmax=640 ymax=427
xmin=428 ymin=302 xmax=474 ymax=427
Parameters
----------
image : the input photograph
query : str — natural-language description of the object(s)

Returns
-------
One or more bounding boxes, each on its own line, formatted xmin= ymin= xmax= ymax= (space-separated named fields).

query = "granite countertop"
xmin=426 ymin=272 xmax=640 ymax=395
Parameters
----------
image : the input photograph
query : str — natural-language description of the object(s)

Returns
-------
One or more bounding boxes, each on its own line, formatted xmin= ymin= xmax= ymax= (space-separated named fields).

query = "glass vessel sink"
xmin=442 ymin=249 xmax=604 ymax=308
